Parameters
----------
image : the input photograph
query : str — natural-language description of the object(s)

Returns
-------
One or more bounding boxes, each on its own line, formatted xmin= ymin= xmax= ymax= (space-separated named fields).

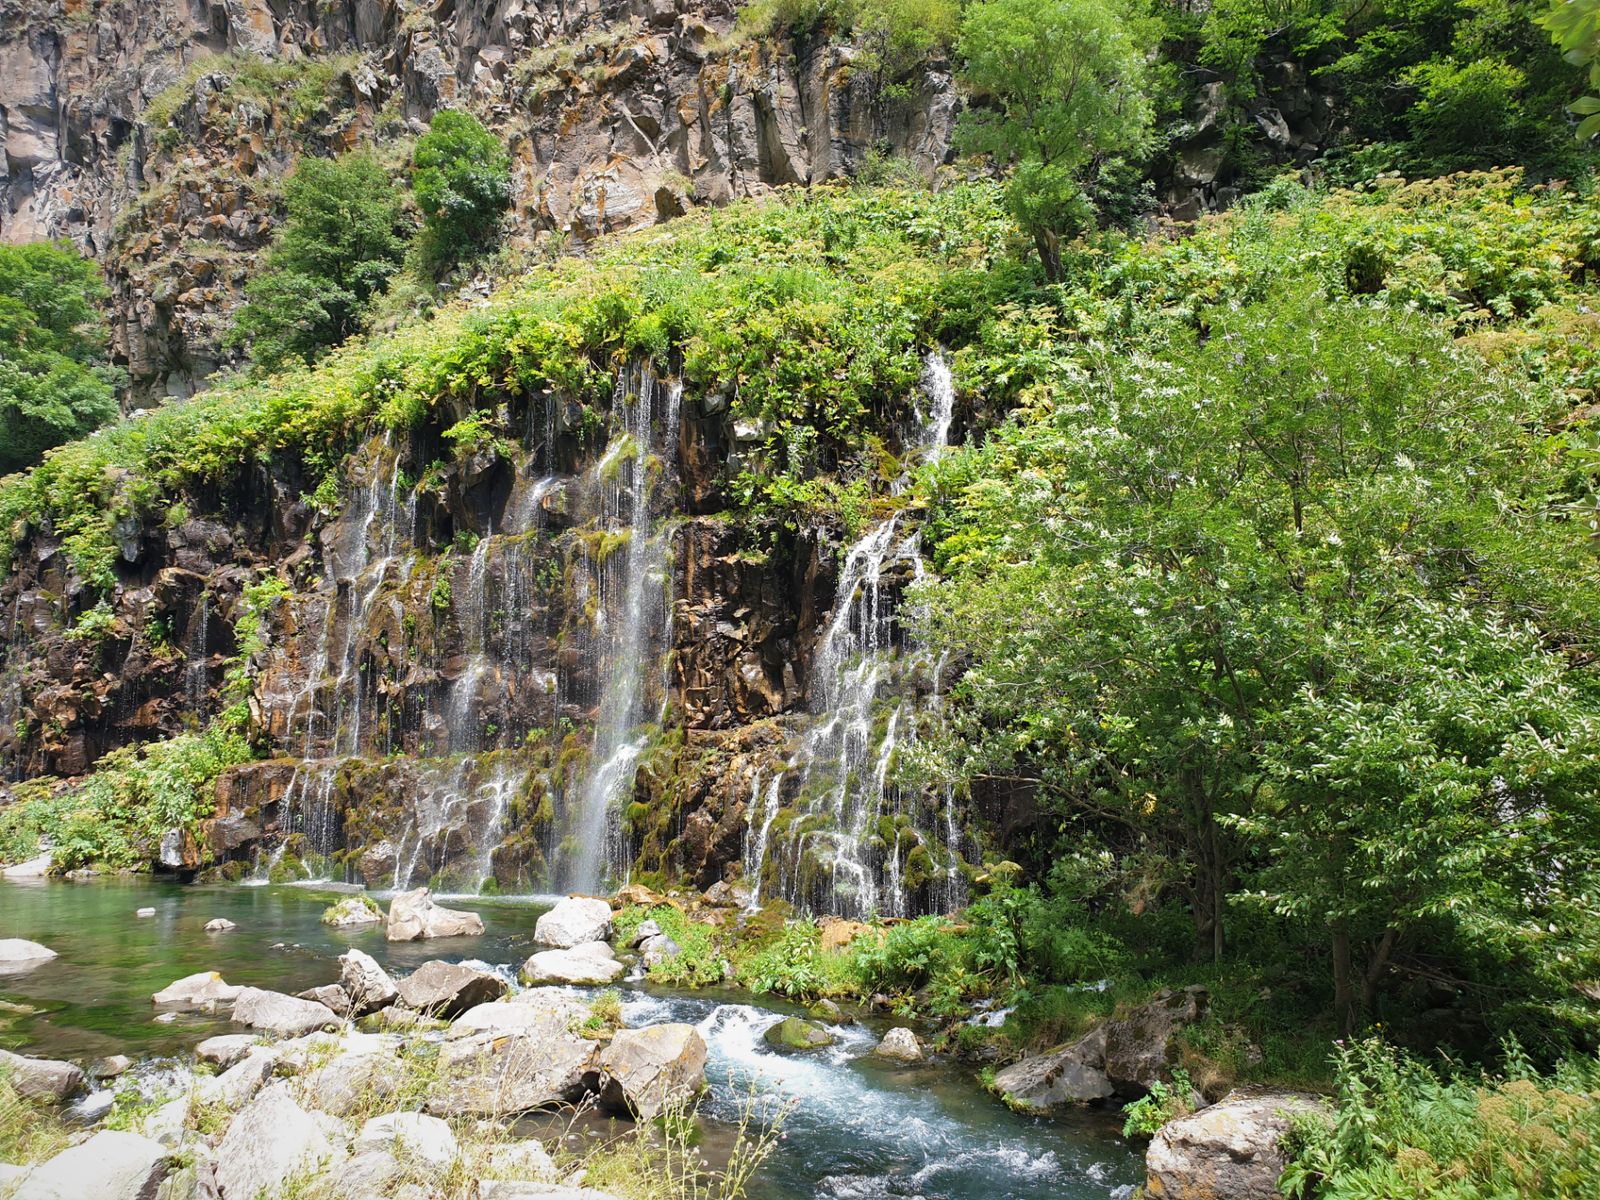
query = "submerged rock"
xmin=395 ymin=960 xmax=508 ymax=1017
xmin=214 ymin=1082 xmax=342 ymax=1200
xmin=10 ymin=1129 xmax=171 ymax=1200
xmin=1146 ymin=1089 xmax=1330 ymax=1200
xmin=151 ymin=970 xmax=240 ymax=1011
xmin=763 ymin=1017 xmax=834 ymax=1053
xmin=522 ymin=943 xmax=626 ymax=986
xmin=0 ymin=1048 xmax=85 ymax=1103
xmin=323 ymin=895 xmax=386 ymax=927
xmin=386 ymin=888 xmax=484 ymax=941
xmin=534 ymin=896 xmax=613 ymax=948
xmin=231 ymin=986 xmax=339 ymax=1037
xmin=339 ymin=947 xmax=400 ymax=1015
xmin=872 ymin=1027 xmax=923 ymax=1063
xmin=136 ymin=907 xmax=156 ymax=918
xmin=0 ymin=938 xmax=57 ymax=973
xmin=204 ymin=918 xmax=237 ymax=932
xmin=597 ymin=1024 xmax=708 ymax=1119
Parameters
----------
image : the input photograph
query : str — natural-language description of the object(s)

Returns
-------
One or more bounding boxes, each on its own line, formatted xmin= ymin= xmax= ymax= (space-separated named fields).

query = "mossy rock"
xmin=763 ymin=1017 xmax=835 ymax=1053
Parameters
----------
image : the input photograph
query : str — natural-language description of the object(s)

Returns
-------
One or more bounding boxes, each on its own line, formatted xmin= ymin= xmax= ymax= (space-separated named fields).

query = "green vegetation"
xmin=143 ymin=52 xmax=363 ymax=148
xmin=0 ymin=241 xmax=119 ymax=476
xmin=0 ymin=725 xmax=253 ymax=872
xmin=0 ymin=1069 xmax=72 ymax=1165
xmin=411 ymin=110 xmax=513 ymax=266
xmin=1280 ymin=1039 xmax=1600 ymax=1199
xmin=227 ymin=152 xmax=410 ymax=369
xmin=1122 ymin=1068 xmax=1196 ymax=1139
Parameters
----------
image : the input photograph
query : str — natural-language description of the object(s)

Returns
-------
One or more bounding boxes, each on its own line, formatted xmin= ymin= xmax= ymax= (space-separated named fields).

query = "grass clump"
xmin=0 ymin=1071 xmax=73 ymax=1166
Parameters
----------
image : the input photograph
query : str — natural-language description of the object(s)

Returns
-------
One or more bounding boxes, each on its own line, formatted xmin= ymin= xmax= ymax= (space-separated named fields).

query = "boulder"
xmin=199 ymin=1048 xmax=277 ymax=1110
xmin=0 ymin=1049 xmax=84 ymax=1103
xmin=430 ymin=993 xmax=597 ymax=1116
xmin=763 ymin=1017 xmax=834 ymax=1053
xmin=534 ymin=897 xmax=613 ymax=947
xmin=611 ymin=883 xmax=669 ymax=909
xmin=395 ymin=960 xmax=508 ymax=1017
xmin=323 ymin=895 xmax=386 ymax=927
xmin=640 ymin=934 xmax=683 ymax=967
xmin=479 ymin=1139 xmax=557 ymax=1183
xmin=214 ymin=1082 xmax=340 ymax=1200
xmin=1 ymin=852 xmax=52 ymax=879
xmin=990 ymin=1026 xmax=1114 ymax=1112
xmin=597 ymin=1024 xmax=708 ymax=1119
xmin=297 ymin=984 xmax=353 ymax=1016
xmin=872 ymin=1027 xmax=923 ymax=1064
xmin=1105 ymin=986 xmax=1209 ymax=1095
xmin=339 ymin=947 xmax=400 ymax=1014
xmin=299 ymin=1049 xmax=407 ymax=1117
xmin=204 ymin=918 xmax=237 ymax=932
xmin=0 ymin=939 xmax=56 ymax=974
xmin=151 ymin=971 xmax=241 ymax=1011
xmin=1146 ymin=1089 xmax=1330 ymax=1200
xmin=231 ymin=987 xmax=339 ymax=1037
xmin=91 ymin=1055 xmax=133 ymax=1079
xmin=386 ymin=888 xmax=483 ymax=941
xmin=10 ymin=1130 xmax=171 ymax=1200
xmin=356 ymin=1112 xmax=458 ymax=1169
xmin=702 ymin=880 xmax=750 ymax=908
xmin=447 ymin=1000 xmax=570 ymax=1039
xmin=196 ymin=1034 xmax=258 ymax=1069
xmin=479 ymin=1186 xmax=627 ymax=1200
xmin=627 ymin=919 xmax=662 ymax=948
xmin=521 ymin=944 xmax=626 ymax=986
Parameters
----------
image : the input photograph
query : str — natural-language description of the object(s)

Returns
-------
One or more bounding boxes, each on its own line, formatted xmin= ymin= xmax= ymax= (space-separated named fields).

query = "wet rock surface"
xmin=1145 ymin=1089 xmax=1331 ymax=1200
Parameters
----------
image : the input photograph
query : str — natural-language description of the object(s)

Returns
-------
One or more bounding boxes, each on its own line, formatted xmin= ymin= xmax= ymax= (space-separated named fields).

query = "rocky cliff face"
xmin=0 ymin=0 xmax=959 ymax=407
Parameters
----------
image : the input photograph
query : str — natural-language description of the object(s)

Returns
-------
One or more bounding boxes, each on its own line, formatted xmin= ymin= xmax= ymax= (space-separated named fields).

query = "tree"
xmin=922 ymin=288 xmax=1600 ymax=1022
xmin=0 ymin=241 xmax=118 ymax=475
xmin=956 ymin=0 xmax=1154 ymax=279
xmin=228 ymin=152 xmax=408 ymax=369
xmin=1538 ymin=0 xmax=1600 ymax=138
xmin=411 ymin=110 xmax=513 ymax=264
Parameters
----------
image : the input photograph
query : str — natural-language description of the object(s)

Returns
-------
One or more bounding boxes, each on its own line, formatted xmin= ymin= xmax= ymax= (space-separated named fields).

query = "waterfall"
xmin=750 ymin=351 xmax=963 ymax=919
xmin=184 ymin=591 xmax=210 ymax=722
xmin=565 ymin=366 xmax=681 ymax=893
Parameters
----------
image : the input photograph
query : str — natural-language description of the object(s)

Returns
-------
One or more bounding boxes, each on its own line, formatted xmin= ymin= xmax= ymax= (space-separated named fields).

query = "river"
xmin=0 ymin=878 xmax=1141 ymax=1200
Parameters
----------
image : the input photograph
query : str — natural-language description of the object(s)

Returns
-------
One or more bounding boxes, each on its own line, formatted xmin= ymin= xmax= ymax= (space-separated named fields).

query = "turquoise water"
xmin=0 ymin=877 xmax=1141 ymax=1200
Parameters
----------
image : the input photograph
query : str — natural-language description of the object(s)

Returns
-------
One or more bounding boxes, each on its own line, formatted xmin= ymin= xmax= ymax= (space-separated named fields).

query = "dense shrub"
xmin=411 ymin=110 xmax=513 ymax=264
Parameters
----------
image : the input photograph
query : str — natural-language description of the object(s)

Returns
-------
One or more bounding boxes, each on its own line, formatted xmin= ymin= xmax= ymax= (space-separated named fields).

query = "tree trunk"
xmin=1034 ymin=229 xmax=1063 ymax=282
xmin=1332 ymin=922 xmax=1356 ymax=1036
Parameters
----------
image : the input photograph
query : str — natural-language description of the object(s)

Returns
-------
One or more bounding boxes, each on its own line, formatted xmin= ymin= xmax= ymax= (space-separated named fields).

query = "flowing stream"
xmin=0 ymin=878 xmax=1139 ymax=1200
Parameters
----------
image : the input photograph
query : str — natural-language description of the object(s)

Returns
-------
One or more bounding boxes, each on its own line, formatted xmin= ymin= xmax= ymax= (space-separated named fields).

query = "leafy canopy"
xmin=411 ymin=109 xmax=513 ymax=263
xmin=0 ymin=242 xmax=118 ymax=477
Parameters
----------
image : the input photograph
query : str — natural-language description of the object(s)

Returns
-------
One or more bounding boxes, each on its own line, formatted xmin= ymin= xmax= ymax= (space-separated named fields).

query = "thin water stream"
xmin=0 ymin=878 xmax=1139 ymax=1200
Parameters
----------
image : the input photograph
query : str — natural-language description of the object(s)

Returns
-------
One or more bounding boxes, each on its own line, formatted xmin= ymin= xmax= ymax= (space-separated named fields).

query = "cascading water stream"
xmin=565 ymin=367 xmax=681 ymax=893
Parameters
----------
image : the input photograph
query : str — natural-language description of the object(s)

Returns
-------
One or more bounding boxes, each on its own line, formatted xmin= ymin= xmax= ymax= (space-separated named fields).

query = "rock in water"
xmin=395 ymin=960 xmax=508 ymax=1017
xmin=339 ymin=947 xmax=400 ymax=1014
xmin=763 ymin=1017 xmax=834 ymax=1052
xmin=135 ymin=907 xmax=156 ymax=917
xmin=0 ymin=938 xmax=57 ymax=974
xmin=204 ymin=917 xmax=236 ymax=932
xmin=10 ymin=1130 xmax=170 ymax=1200
xmin=534 ymin=896 xmax=613 ymax=947
xmin=90 ymin=1055 xmax=133 ymax=1079
xmin=386 ymin=888 xmax=484 ymax=941
xmin=231 ymin=986 xmax=339 ymax=1037
xmin=597 ymin=1024 xmax=708 ymax=1119
xmin=430 ymin=992 xmax=597 ymax=1116
xmin=1 ymin=852 xmax=52 ymax=879
xmin=151 ymin=970 xmax=241 ymax=1011
xmin=196 ymin=1034 xmax=258 ymax=1070
xmin=1146 ymin=1090 xmax=1330 ymax=1200
xmin=214 ymin=1082 xmax=339 ymax=1200
xmin=521 ymin=944 xmax=626 ymax=986
xmin=323 ymin=895 xmax=386 ymax=927
xmin=990 ymin=1027 xmax=1114 ymax=1112
xmin=872 ymin=1027 xmax=924 ymax=1063
xmin=0 ymin=1048 xmax=85 ymax=1103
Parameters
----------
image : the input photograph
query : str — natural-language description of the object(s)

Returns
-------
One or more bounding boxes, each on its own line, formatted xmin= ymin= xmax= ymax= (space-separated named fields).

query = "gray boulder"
xmin=627 ymin=919 xmax=662 ymax=948
xmin=204 ymin=918 xmax=236 ymax=932
xmin=1 ymin=853 xmax=52 ymax=880
xmin=1146 ymin=1089 xmax=1330 ymax=1200
xmin=323 ymin=895 xmax=386 ymax=927
xmin=386 ymin=888 xmax=484 ymax=941
xmin=533 ymin=897 xmax=613 ymax=948
xmin=991 ymin=1027 xmax=1114 ymax=1112
xmin=521 ymin=943 xmax=625 ymax=986
xmin=151 ymin=971 xmax=240 ymax=1011
xmin=1105 ymin=986 xmax=1209 ymax=1095
xmin=299 ymin=1049 xmax=407 ymax=1117
xmin=231 ymin=987 xmax=339 ymax=1037
xmin=297 ymin=984 xmax=353 ymax=1016
xmin=640 ymin=934 xmax=683 ymax=968
xmin=0 ymin=938 xmax=56 ymax=974
xmin=195 ymin=1034 xmax=258 ymax=1070
xmin=356 ymin=1111 xmax=458 ymax=1169
xmin=872 ymin=1027 xmax=924 ymax=1064
xmin=198 ymin=1048 xmax=277 ymax=1110
xmin=213 ymin=1082 xmax=342 ymax=1200
xmin=597 ymin=1024 xmax=707 ymax=1119
xmin=339 ymin=947 xmax=400 ymax=1015
xmin=430 ymin=993 xmax=597 ymax=1116
xmin=0 ymin=1048 xmax=85 ymax=1103
xmin=395 ymin=960 xmax=508 ymax=1017
xmin=11 ymin=1130 xmax=171 ymax=1200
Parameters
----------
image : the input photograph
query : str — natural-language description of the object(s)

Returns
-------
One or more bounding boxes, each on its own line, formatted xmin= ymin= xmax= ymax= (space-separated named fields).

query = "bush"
xmin=1121 ymin=1068 xmax=1196 ymax=1138
xmin=0 ymin=241 xmax=118 ymax=475
xmin=411 ymin=110 xmax=512 ymax=265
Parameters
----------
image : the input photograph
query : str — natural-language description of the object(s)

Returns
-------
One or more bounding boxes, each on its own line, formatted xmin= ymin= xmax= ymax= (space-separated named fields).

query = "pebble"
xmin=136 ymin=907 xmax=156 ymax=917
